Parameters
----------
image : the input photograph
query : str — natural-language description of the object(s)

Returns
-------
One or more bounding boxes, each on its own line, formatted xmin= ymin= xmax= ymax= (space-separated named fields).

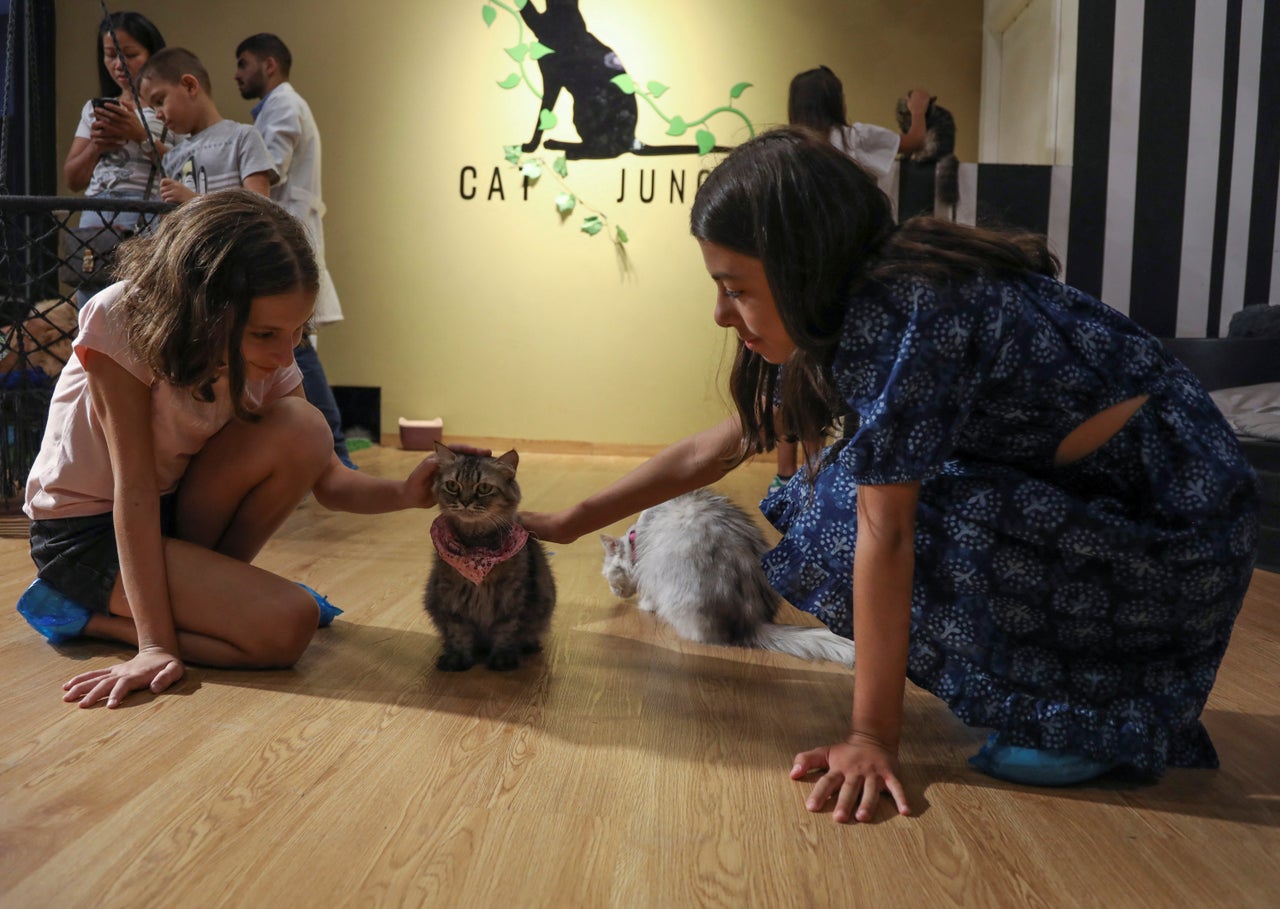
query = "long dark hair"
xmin=115 ymin=190 xmax=320 ymax=421
xmin=690 ymin=127 xmax=1058 ymax=469
xmin=787 ymin=66 xmax=847 ymax=132
xmin=97 ymin=12 xmax=166 ymax=97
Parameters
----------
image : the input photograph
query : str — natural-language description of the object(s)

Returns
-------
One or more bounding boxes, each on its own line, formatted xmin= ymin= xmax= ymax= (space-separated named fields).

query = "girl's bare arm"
xmin=64 ymin=350 xmax=185 ymax=707
xmin=520 ymin=415 xmax=742 ymax=543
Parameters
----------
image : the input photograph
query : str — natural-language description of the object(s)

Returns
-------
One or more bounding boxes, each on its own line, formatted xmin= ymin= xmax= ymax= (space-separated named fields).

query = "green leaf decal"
xmin=555 ymin=193 xmax=576 ymax=213
xmin=610 ymin=73 xmax=637 ymax=94
xmin=538 ymin=109 xmax=558 ymax=131
xmin=497 ymin=73 xmax=520 ymax=90
xmin=729 ymin=81 xmax=753 ymax=99
xmin=666 ymin=116 xmax=688 ymax=137
xmin=616 ymin=226 xmax=629 ymax=244
xmin=646 ymin=81 xmax=669 ymax=98
xmin=553 ymin=156 xmax=569 ymax=178
xmin=581 ymin=216 xmax=603 ymax=236
xmin=514 ymin=0 xmax=527 ymax=7
xmin=696 ymin=129 xmax=716 ymax=155
xmin=521 ymin=161 xmax=542 ymax=180
xmin=529 ymin=42 xmax=555 ymax=60
xmin=482 ymin=5 xmax=496 ymax=27
xmin=505 ymin=43 xmax=528 ymax=62
xmin=503 ymin=145 xmax=522 ymax=165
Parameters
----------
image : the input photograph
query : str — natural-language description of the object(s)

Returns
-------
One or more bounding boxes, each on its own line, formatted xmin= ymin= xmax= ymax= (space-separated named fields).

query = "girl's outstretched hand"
xmin=517 ymin=509 xmax=580 ymax=544
xmin=62 ymin=647 xmax=185 ymax=709
xmin=791 ymin=733 xmax=911 ymax=823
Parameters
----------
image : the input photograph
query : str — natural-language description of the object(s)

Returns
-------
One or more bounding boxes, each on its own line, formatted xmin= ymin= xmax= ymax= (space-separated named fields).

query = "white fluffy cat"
xmin=600 ymin=488 xmax=854 ymax=664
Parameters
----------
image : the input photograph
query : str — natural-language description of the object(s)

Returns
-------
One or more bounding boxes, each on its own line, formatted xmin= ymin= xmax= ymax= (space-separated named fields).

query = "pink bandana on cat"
xmin=430 ymin=516 xmax=530 ymax=585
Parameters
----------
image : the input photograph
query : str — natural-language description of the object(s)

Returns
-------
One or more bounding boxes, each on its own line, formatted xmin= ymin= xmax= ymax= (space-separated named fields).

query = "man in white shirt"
xmin=235 ymin=33 xmax=356 ymax=469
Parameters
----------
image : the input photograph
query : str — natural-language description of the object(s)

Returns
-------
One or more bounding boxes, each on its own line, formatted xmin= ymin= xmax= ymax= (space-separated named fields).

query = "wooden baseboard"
xmin=377 ymin=433 xmax=669 ymax=458
xmin=0 ymin=513 xmax=30 ymax=539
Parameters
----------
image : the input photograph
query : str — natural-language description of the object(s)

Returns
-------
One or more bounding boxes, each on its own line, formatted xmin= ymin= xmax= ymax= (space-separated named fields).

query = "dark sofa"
xmin=1161 ymin=337 xmax=1280 ymax=572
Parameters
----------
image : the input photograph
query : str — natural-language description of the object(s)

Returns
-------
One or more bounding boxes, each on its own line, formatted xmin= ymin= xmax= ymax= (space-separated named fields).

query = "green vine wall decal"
xmin=501 ymin=144 xmax=624 ymax=241
xmin=481 ymin=0 xmax=755 ymax=247
xmin=610 ymin=74 xmax=754 ymax=156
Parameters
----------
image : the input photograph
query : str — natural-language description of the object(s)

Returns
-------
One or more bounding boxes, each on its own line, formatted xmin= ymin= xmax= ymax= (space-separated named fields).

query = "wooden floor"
xmin=1 ymin=445 xmax=1277 ymax=908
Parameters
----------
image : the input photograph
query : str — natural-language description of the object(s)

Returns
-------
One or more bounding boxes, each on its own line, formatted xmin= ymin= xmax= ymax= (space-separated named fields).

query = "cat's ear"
xmin=433 ymin=441 xmax=456 ymax=466
xmin=497 ymin=449 xmax=520 ymax=471
xmin=600 ymin=534 xmax=620 ymax=554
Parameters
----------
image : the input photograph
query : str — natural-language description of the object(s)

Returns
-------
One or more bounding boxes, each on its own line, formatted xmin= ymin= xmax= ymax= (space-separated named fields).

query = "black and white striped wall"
xmin=894 ymin=0 xmax=1279 ymax=339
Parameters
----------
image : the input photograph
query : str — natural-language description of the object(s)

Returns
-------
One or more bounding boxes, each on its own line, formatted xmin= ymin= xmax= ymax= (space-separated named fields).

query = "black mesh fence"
xmin=0 ymin=195 xmax=173 ymax=513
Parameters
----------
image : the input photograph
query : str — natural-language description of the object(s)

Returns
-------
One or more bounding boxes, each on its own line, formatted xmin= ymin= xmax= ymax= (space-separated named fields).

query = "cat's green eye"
xmin=443 ymin=480 xmax=460 ymax=495
xmin=477 ymin=483 xmax=494 ymax=496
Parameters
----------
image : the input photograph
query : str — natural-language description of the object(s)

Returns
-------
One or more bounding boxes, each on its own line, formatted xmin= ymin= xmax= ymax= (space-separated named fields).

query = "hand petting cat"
xmin=906 ymin=88 xmax=931 ymax=118
xmin=897 ymin=88 xmax=933 ymax=157
xmin=311 ymin=443 xmax=492 ymax=514
xmin=404 ymin=444 xmax=492 ymax=509
xmin=518 ymin=508 xmax=581 ymax=544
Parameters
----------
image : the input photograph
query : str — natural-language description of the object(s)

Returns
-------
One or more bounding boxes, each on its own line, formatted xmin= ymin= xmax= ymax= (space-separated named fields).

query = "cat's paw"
xmin=436 ymin=650 xmax=475 ymax=672
xmin=486 ymin=650 xmax=521 ymax=671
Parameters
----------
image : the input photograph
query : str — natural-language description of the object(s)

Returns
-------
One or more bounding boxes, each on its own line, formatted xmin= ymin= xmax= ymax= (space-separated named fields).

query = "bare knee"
xmin=258 ymin=397 xmax=333 ymax=475
xmin=184 ymin=395 xmax=333 ymax=500
xmin=244 ymin=586 xmax=317 ymax=667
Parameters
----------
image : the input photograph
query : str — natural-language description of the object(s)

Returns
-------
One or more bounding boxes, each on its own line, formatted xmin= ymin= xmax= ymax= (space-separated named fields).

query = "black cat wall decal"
xmin=489 ymin=0 xmax=751 ymax=160
xmin=520 ymin=0 xmax=638 ymax=158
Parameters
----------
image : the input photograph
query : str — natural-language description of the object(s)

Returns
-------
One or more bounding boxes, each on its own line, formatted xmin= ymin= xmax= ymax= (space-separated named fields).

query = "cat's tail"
xmin=936 ymin=153 xmax=959 ymax=208
xmin=751 ymin=623 xmax=855 ymax=665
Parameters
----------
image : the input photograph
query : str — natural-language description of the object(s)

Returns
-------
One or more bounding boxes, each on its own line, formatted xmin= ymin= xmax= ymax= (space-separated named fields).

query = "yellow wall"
xmin=54 ymin=0 xmax=982 ymax=446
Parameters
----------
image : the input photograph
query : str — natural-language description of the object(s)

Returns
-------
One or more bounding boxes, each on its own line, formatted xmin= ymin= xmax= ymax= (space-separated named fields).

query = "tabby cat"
xmin=896 ymin=93 xmax=959 ymax=207
xmin=600 ymin=488 xmax=854 ymax=664
xmin=424 ymin=443 xmax=556 ymax=671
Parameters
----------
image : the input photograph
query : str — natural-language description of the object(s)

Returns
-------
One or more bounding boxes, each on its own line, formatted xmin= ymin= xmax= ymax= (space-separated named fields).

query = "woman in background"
xmin=771 ymin=66 xmax=930 ymax=489
xmin=63 ymin=11 xmax=170 ymax=307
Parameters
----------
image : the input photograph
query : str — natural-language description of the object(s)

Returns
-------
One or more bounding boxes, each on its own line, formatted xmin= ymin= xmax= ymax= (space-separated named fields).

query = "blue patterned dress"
xmin=760 ymin=272 xmax=1259 ymax=778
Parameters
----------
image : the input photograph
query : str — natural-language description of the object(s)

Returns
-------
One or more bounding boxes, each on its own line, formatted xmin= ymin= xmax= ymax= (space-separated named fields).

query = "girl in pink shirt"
xmin=20 ymin=190 xmax=461 ymax=709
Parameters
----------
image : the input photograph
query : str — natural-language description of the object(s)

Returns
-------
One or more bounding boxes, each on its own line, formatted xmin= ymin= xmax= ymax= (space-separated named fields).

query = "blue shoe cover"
xmin=968 ymin=734 xmax=1117 ymax=786
xmin=16 ymin=579 xmax=92 ymax=644
xmin=297 ymin=583 xmax=343 ymax=627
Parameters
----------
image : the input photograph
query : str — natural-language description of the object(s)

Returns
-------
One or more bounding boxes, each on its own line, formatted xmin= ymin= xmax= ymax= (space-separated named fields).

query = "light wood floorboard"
xmin=1 ymin=445 xmax=1276 ymax=908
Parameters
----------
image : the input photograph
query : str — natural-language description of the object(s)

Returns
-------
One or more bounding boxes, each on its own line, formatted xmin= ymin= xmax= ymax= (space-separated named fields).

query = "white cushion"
xmin=1209 ymin=382 xmax=1280 ymax=440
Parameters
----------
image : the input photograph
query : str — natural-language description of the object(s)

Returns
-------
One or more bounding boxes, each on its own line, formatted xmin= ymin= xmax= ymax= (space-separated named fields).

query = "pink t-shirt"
xmin=23 ymin=283 xmax=303 ymax=521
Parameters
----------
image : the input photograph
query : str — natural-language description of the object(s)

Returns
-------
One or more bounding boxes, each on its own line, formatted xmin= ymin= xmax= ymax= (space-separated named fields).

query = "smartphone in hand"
xmin=91 ymin=97 xmax=120 ymax=110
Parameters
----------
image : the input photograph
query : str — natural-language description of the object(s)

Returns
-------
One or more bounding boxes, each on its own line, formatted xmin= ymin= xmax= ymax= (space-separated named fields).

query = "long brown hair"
xmin=689 ymin=127 xmax=1058 ymax=470
xmin=115 ymin=189 xmax=319 ymax=421
xmin=787 ymin=65 xmax=847 ymax=133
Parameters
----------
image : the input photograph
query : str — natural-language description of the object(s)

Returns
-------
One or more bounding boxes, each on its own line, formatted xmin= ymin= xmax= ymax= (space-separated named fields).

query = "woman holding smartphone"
xmin=63 ymin=12 xmax=170 ymax=306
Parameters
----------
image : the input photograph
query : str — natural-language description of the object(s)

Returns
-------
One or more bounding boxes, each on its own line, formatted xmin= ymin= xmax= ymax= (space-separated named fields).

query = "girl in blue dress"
xmin=521 ymin=127 xmax=1258 ymax=823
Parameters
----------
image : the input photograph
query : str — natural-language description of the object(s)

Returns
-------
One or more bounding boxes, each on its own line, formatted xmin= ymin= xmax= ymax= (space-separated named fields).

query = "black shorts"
xmin=28 ymin=495 xmax=177 ymax=614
